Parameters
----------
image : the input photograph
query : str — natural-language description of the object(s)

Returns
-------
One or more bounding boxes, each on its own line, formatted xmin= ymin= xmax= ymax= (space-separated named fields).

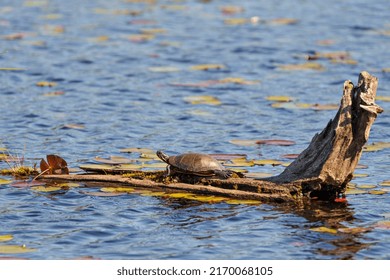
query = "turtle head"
xmin=156 ymin=150 xmax=169 ymax=163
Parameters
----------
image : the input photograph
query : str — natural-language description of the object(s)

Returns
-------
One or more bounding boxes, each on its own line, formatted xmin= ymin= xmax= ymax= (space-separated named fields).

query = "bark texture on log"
xmin=269 ymin=72 xmax=382 ymax=191
xmin=41 ymin=72 xmax=382 ymax=205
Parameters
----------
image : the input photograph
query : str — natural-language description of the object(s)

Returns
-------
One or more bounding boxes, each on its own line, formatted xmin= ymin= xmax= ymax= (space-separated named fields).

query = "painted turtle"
xmin=156 ymin=151 xmax=232 ymax=179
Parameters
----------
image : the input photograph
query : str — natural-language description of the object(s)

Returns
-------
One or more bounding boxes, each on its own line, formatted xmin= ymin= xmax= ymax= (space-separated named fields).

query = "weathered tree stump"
xmin=42 ymin=71 xmax=383 ymax=205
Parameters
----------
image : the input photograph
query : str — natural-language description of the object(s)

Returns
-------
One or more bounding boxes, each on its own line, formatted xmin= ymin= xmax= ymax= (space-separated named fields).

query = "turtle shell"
xmin=167 ymin=153 xmax=225 ymax=176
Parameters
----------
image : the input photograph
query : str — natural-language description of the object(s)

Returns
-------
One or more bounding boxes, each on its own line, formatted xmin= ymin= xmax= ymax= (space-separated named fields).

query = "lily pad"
xmin=229 ymin=139 xmax=258 ymax=146
xmin=120 ymin=147 xmax=155 ymax=154
xmin=256 ymin=139 xmax=296 ymax=146
xmin=253 ymin=159 xmax=283 ymax=166
xmin=0 ymin=178 xmax=12 ymax=185
xmin=266 ymin=95 xmax=293 ymax=102
xmin=279 ymin=62 xmax=325 ymax=71
xmin=31 ymin=186 xmax=63 ymax=192
xmin=225 ymin=199 xmax=261 ymax=205
xmin=363 ymin=142 xmax=390 ymax=152
xmin=100 ymin=187 xmax=134 ymax=193
xmin=379 ymin=180 xmax=390 ymax=187
xmin=36 ymin=81 xmax=57 ymax=87
xmin=338 ymin=227 xmax=371 ymax=234
xmin=190 ymin=64 xmax=226 ymax=71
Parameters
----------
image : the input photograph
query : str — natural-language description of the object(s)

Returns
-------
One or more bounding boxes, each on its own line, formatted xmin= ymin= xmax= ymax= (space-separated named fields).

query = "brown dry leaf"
xmin=316 ymin=39 xmax=336 ymax=46
xmin=190 ymin=64 xmax=226 ymax=71
xmin=184 ymin=95 xmax=221 ymax=106
xmin=375 ymin=221 xmax=390 ymax=229
xmin=311 ymin=103 xmax=339 ymax=111
xmin=279 ymin=62 xmax=325 ymax=71
xmin=282 ymin=154 xmax=300 ymax=159
xmin=306 ymin=51 xmax=351 ymax=61
xmin=141 ymin=28 xmax=166 ymax=35
xmin=36 ymin=81 xmax=57 ymax=87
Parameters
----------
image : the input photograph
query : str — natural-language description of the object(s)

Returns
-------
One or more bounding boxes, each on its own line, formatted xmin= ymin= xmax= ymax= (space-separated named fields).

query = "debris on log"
xmin=42 ymin=71 xmax=383 ymax=205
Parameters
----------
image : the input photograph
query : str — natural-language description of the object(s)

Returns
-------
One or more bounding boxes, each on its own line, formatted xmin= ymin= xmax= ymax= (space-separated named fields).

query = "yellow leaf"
xmin=140 ymin=191 xmax=167 ymax=197
xmin=129 ymin=34 xmax=155 ymax=42
xmin=310 ymin=226 xmax=337 ymax=234
xmin=338 ymin=227 xmax=370 ymax=234
xmin=279 ymin=62 xmax=325 ymax=71
xmin=190 ymin=64 xmax=226 ymax=71
xmin=363 ymin=142 xmax=390 ymax=152
xmin=229 ymin=139 xmax=258 ymax=146
xmin=141 ymin=28 xmax=166 ymax=35
xmin=141 ymin=162 xmax=167 ymax=169
xmin=224 ymin=18 xmax=249 ymax=25
xmin=36 ymin=81 xmax=57 ymax=87
xmin=226 ymin=199 xmax=261 ymax=205
xmin=0 ymin=178 xmax=12 ymax=185
xmin=368 ymin=190 xmax=387 ymax=195
xmin=379 ymin=180 xmax=390 ymax=187
xmin=267 ymin=18 xmax=298 ymax=25
xmin=24 ymin=0 xmax=48 ymax=7
xmin=271 ymin=102 xmax=313 ymax=109
xmin=0 ymin=244 xmax=37 ymax=254
xmin=0 ymin=235 xmax=13 ymax=242
xmin=120 ymin=147 xmax=155 ymax=154
xmin=148 ymin=66 xmax=180 ymax=73
xmin=376 ymin=96 xmax=390 ymax=102
xmin=382 ymin=68 xmax=390 ymax=73
xmin=218 ymin=77 xmax=259 ymax=85
xmin=224 ymin=158 xmax=254 ymax=167
xmin=311 ymin=103 xmax=339 ymax=110
xmin=353 ymin=173 xmax=368 ymax=178
xmin=0 ymin=68 xmax=25 ymax=71
xmin=253 ymin=159 xmax=283 ymax=166
xmin=31 ymin=186 xmax=62 ymax=192
xmin=190 ymin=195 xmax=227 ymax=203
xmin=245 ymin=172 xmax=273 ymax=179
xmin=220 ymin=6 xmax=244 ymax=15
xmin=266 ymin=95 xmax=293 ymax=102
xmin=184 ymin=95 xmax=221 ymax=106
xmin=356 ymin=184 xmax=376 ymax=189
xmin=167 ymin=192 xmax=195 ymax=199
xmin=345 ymin=189 xmax=367 ymax=195
xmin=101 ymin=187 xmax=134 ymax=193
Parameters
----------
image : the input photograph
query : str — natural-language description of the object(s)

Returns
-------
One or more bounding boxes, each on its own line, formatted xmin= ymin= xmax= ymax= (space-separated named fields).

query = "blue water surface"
xmin=0 ymin=0 xmax=389 ymax=259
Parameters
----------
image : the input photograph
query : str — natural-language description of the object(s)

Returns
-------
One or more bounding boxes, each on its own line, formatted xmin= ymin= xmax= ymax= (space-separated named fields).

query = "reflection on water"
xmin=1 ymin=0 xmax=390 ymax=259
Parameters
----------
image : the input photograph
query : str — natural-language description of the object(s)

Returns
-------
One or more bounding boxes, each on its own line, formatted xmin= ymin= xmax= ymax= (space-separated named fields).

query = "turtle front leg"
xmin=214 ymin=170 xmax=233 ymax=179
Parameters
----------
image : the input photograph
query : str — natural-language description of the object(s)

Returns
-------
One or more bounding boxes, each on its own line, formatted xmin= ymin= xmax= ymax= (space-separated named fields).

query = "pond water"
xmin=0 ymin=0 xmax=389 ymax=260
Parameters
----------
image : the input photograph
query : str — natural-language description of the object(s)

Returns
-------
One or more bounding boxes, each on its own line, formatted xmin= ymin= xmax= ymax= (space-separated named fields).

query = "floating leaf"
xmin=0 ymin=235 xmax=13 ymax=242
xmin=184 ymin=95 xmax=221 ymax=106
xmin=345 ymin=189 xmax=367 ymax=195
xmin=167 ymin=192 xmax=195 ymax=199
xmin=224 ymin=158 xmax=254 ymax=167
xmin=190 ymin=64 xmax=226 ymax=71
xmin=120 ymin=147 xmax=155 ymax=154
xmin=0 ymin=178 xmax=12 ymax=185
xmin=0 ymin=67 xmax=25 ymax=71
xmin=279 ymin=62 xmax=325 ymax=71
xmin=40 ymin=154 xmax=69 ymax=175
xmin=209 ymin=153 xmax=248 ymax=161
xmin=353 ymin=173 xmax=368 ymax=178
xmin=363 ymin=142 xmax=390 ymax=152
xmin=190 ymin=195 xmax=227 ymax=203
xmin=356 ymin=184 xmax=376 ymax=189
xmin=140 ymin=191 xmax=167 ymax=197
xmin=100 ymin=187 xmax=134 ymax=193
xmin=376 ymin=96 xmax=390 ymax=102
xmin=271 ymin=102 xmax=313 ymax=110
xmin=368 ymin=190 xmax=387 ymax=195
xmin=224 ymin=18 xmax=249 ymax=25
xmin=253 ymin=159 xmax=283 ymax=166
xmin=266 ymin=95 xmax=293 ymax=102
xmin=140 ymin=162 xmax=167 ymax=169
xmin=36 ymin=81 xmax=57 ymax=87
xmin=338 ymin=227 xmax=371 ymax=234
xmin=141 ymin=28 xmax=166 ymax=35
xmin=42 ymin=91 xmax=65 ymax=97
xmin=31 ymin=186 xmax=63 ymax=192
xmin=375 ymin=221 xmax=390 ymax=229
xmin=225 ymin=199 xmax=261 ymax=205
xmin=0 ymin=244 xmax=37 ymax=254
xmin=267 ymin=18 xmax=298 ymax=25
xmin=94 ymin=156 xmax=133 ymax=165
xmin=218 ymin=77 xmax=260 ymax=85
xmin=306 ymin=51 xmax=351 ymax=61
xmin=220 ymin=6 xmax=244 ymax=15
xmin=229 ymin=139 xmax=258 ymax=146
xmin=148 ymin=66 xmax=180 ymax=73
xmin=282 ymin=154 xmax=300 ymax=159
xmin=129 ymin=34 xmax=154 ymax=42
xmin=310 ymin=226 xmax=337 ymax=234
xmin=81 ymin=191 xmax=125 ymax=197
xmin=256 ymin=139 xmax=296 ymax=146
xmin=379 ymin=180 xmax=390 ymax=187
xmin=311 ymin=103 xmax=339 ymax=111
xmin=10 ymin=180 xmax=45 ymax=188
xmin=62 ymin=123 xmax=85 ymax=130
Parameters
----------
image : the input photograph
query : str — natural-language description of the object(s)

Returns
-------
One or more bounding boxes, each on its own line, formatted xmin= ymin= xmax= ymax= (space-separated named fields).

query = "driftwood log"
xmin=42 ymin=71 xmax=383 ymax=205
